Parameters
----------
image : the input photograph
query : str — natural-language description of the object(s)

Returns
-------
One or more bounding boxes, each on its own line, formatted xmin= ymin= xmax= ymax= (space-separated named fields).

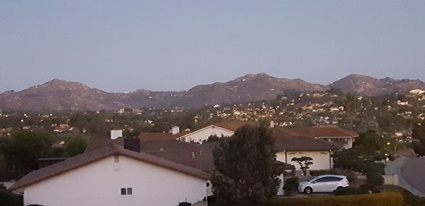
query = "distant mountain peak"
xmin=1 ymin=74 xmax=424 ymax=111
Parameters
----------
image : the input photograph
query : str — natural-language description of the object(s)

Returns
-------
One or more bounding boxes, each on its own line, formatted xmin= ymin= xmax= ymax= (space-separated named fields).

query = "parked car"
xmin=298 ymin=175 xmax=349 ymax=194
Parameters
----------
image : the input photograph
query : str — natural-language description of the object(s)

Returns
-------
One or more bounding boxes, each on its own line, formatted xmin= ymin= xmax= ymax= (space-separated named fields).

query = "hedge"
xmin=378 ymin=185 xmax=425 ymax=206
xmin=265 ymin=192 xmax=403 ymax=206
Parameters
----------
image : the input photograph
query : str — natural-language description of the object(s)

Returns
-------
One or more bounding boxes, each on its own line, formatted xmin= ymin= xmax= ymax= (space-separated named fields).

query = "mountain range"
xmin=1 ymin=73 xmax=424 ymax=111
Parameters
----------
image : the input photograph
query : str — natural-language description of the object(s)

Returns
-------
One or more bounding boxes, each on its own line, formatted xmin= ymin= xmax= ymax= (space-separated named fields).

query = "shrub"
xmin=363 ymin=162 xmax=385 ymax=175
xmin=178 ymin=202 xmax=191 ymax=206
xmin=378 ymin=185 xmax=425 ymax=206
xmin=0 ymin=188 xmax=23 ymax=206
xmin=283 ymin=177 xmax=299 ymax=196
xmin=265 ymin=192 xmax=403 ymax=206
xmin=362 ymin=172 xmax=383 ymax=191
xmin=333 ymin=186 xmax=369 ymax=196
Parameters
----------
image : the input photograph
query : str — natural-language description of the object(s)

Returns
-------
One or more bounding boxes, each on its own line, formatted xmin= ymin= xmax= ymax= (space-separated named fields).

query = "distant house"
xmin=11 ymin=142 xmax=209 ymax=206
xmin=176 ymin=122 xmax=251 ymax=143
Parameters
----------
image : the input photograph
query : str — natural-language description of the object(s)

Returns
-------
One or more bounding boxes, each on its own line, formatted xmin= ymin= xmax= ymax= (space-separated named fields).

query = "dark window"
xmin=315 ymin=177 xmax=342 ymax=183
xmin=121 ymin=187 xmax=133 ymax=195
xmin=127 ymin=188 xmax=133 ymax=195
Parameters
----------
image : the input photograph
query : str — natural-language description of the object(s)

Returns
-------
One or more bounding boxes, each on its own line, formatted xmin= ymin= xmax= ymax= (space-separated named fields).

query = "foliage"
xmin=205 ymin=134 xmax=221 ymax=143
xmin=291 ymin=156 xmax=313 ymax=176
xmin=265 ymin=192 xmax=403 ymax=206
xmin=333 ymin=186 xmax=369 ymax=196
xmin=0 ymin=185 xmax=23 ymax=206
xmin=211 ymin=124 xmax=281 ymax=206
xmin=378 ymin=185 xmax=425 ymax=206
xmin=332 ymin=148 xmax=369 ymax=172
xmin=283 ymin=177 xmax=299 ymax=196
xmin=363 ymin=162 xmax=384 ymax=175
xmin=65 ymin=136 xmax=88 ymax=156
xmin=412 ymin=120 xmax=425 ymax=157
xmin=362 ymin=172 xmax=384 ymax=191
xmin=353 ymin=130 xmax=386 ymax=153
xmin=2 ymin=130 xmax=54 ymax=170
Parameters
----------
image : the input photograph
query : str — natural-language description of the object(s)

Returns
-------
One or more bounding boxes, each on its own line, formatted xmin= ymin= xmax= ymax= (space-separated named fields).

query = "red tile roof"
xmin=10 ymin=143 xmax=209 ymax=192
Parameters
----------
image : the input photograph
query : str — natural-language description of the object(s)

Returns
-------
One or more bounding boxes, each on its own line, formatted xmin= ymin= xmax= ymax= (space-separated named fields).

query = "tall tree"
xmin=354 ymin=130 xmax=386 ymax=154
xmin=2 ymin=130 xmax=54 ymax=170
xmin=211 ymin=124 xmax=281 ymax=206
xmin=344 ymin=95 xmax=361 ymax=129
xmin=412 ymin=120 xmax=425 ymax=156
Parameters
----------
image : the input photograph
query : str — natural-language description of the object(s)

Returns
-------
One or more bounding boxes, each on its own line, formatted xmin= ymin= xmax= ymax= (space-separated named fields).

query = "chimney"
xmin=269 ymin=121 xmax=275 ymax=128
xmin=170 ymin=126 xmax=180 ymax=135
xmin=124 ymin=138 xmax=141 ymax=153
xmin=110 ymin=130 xmax=123 ymax=140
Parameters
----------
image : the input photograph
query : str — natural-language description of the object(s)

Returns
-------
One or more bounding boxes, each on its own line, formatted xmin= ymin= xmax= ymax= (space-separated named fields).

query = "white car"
xmin=298 ymin=175 xmax=349 ymax=194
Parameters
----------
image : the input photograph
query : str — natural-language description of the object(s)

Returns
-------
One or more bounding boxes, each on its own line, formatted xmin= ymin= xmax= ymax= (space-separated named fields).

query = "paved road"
xmin=400 ymin=157 xmax=425 ymax=197
xmin=385 ymin=156 xmax=425 ymax=197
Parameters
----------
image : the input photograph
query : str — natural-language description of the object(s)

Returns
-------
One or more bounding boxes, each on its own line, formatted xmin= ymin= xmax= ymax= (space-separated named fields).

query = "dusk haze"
xmin=1 ymin=1 xmax=425 ymax=93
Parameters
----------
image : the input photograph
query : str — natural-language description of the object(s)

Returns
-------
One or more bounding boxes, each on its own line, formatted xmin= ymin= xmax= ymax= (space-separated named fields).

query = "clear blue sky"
xmin=1 ymin=1 xmax=425 ymax=93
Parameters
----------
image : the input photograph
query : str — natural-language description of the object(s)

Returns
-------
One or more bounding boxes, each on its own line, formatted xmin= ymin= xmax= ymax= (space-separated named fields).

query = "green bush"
xmin=363 ymin=162 xmax=385 ymax=175
xmin=333 ymin=186 xmax=369 ymax=196
xmin=265 ymin=192 xmax=403 ymax=206
xmin=362 ymin=172 xmax=384 ymax=191
xmin=0 ymin=188 xmax=23 ymax=206
xmin=283 ymin=177 xmax=299 ymax=196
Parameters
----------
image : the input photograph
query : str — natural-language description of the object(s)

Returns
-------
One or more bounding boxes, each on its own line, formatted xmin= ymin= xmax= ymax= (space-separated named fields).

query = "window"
xmin=121 ymin=187 xmax=133 ymax=195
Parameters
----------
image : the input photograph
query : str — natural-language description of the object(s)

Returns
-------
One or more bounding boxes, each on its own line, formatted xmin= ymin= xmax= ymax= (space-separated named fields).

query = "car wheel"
xmin=336 ymin=186 xmax=343 ymax=190
xmin=304 ymin=187 xmax=313 ymax=194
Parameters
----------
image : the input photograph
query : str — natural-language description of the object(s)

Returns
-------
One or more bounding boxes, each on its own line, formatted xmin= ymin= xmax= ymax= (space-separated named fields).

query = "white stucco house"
xmin=287 ymin=126 xmax=358 ymax=149
xmin=10 ymin=143 xmax=209 ymax=206
xmin=272 ymin=128 xmax=343 ymax=171
xmin=177 ymin=122 xmax=249 ymax=143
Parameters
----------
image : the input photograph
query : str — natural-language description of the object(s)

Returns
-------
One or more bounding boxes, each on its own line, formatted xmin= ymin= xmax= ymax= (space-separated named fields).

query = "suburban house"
xmin=10 ymin=141 xmax=209 ymax=206
xmin=176 ymin=122 xmax=250 ymax=143
xmin=272 ymin=128 xmax=343 ymax=171
xmin=286 ymin=126 xmax=358 ymax=149
xmin=142 ymin=122 xmax=352 ymax=171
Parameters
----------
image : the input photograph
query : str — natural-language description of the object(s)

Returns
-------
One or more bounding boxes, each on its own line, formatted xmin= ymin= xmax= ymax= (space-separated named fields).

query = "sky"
xmin=1 ymin=1 xmax=425 ymax=93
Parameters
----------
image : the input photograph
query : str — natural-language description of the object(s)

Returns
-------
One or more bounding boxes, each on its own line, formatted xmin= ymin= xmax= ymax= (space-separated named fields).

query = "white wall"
xmin=23 ymin=155 xmax=207 ymax=206
xmin=180 ymin=126 xmax=234 ymax=143
xmin=276 ymin=151 xmax=332 ymax=171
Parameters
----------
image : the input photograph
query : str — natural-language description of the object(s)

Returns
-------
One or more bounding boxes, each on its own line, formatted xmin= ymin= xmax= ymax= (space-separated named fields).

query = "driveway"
xmin=385 ymin=155 xmax=425 ymax=197
xmin=400 ymin=157 xmax=425 ymax=197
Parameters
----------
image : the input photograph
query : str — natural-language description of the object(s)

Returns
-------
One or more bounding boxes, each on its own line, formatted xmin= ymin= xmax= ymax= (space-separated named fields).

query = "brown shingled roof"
xmin=140 ymin=139 xmax=216 ymax=172
xmin=138 ymin=131 xmax=190 ymax=140
xmin=272 ymin=128 xmax=343 ymax=151
xmin=307 ymin=126 xmax=359 ymax=138
xmin=10 ymin=143 xmax=209 ymax=192
xmin=288 ymin=126 xmax=358 ymax=138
